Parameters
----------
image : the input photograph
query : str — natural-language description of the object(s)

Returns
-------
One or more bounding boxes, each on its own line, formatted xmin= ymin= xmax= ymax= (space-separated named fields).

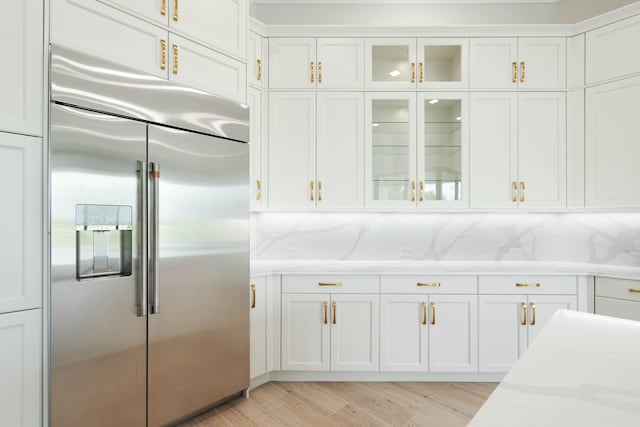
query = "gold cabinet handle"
xmin=172 ymin=44 xmax=178 ymax=75
xmin=318 ymin=180 xmax=322 ymax=202
xmin=310 ymin=180 xmax=314 ymax=201
xmin=257 ymin=59 xmax=262 ymax=81
xmin=419 ymin=62 xmax=424 ymax=83
xmin=161 ymin=0 xmax=166 ymax=16
xmin=422 ymin=302 xmax=427 ymax=325
xmin=318 ymin=282 xmax=342 ymax=287
xmin=629 ymin=288 xmax=640 ymax=293
xmin=256 ymin=179 xmax=261 ymax=201
xmin=250 ymin=284 xmax=256 ymax=309
xmin=310 ymin=61 xmax=315 ymax=83
xmin=530 ymin=302 xmax=536 ymax=325
xmin=318 ymin=61 xmax=323 ymax=83
xmin=431 ymin=301 xmax=436 ymax=325
xmin=512 ymin=61 xmax=517 ymax=83
xmin=419 ymin=181 xmax=424 ymax=202
xmin=411 ymin=181 xmax=416 ymax=202
xmin=417 ymin=282 xmax=441 ymax=287
xmin=160 ymin=39 xmax=167 ymax=70
xmin=520 ymin=181 xmax=525 ymax=202
xmin=512 ymin=181 xmax=517 ymax=202
xmin=323 ymin=301 xmax=328 ymax=324
xmin=173 ymin=0 xmax=178 ymax=21
xmin=332 ymin=301 xmax=337 ymax=324
xmin=516 ymin=283 xmax=540 ymax=288
xmin=521 ymin=302 xmax=527 ymax=326
xmin=411 ymin=62 xmax=416 ymax=83
xmin=520 ymin=61 xmax=525 ymax=83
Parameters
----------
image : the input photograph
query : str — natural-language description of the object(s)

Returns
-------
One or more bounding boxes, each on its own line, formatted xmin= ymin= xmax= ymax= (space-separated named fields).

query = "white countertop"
xmin=469 ymin=310 xmax=640 ymax=427
xmin=250 ymin=260 xmax=640 ymax=280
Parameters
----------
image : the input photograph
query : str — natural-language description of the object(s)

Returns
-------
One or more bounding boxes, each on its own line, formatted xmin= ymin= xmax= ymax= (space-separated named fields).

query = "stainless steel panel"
xmin=50 ymin=104 xmax=147 ymax=427
xmin=147 ymin=125 xmax=249 ymax=427
xmin=50 ymin=45 xmax=249 ymax=143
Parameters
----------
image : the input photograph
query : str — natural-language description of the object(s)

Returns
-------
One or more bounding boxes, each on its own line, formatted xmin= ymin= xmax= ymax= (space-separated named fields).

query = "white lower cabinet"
xmin=429 ymin=295 xmax=478 ymax=372
xmin=0 ymin=309 xmax=42 ymax=427
xmin=250 ymin=277 xmax=267 ymax=379
xmin=380 ymin=295 xmax=428 ymax=372
xmin=330 ymin=294 xmax=379 ymax=371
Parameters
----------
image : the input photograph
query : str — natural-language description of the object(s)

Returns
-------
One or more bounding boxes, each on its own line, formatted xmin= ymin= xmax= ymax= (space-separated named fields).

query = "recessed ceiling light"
xmin=372 ymin=123 xmax=380 ymax=127
xmin=388 ymin=70 xmax=401 ymax=77
xmin=429 ymin=99 xmax=439 ymax=104
xmin=456 ymin=116 xmax=462 ymax=121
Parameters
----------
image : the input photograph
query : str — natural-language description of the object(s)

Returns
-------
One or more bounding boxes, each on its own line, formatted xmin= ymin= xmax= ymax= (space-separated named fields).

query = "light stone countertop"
xmin=469 ymin=309 xmax=640 ymax=427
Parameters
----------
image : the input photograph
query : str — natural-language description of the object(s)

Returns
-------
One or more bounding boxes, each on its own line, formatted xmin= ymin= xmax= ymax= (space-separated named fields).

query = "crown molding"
xmin=254 ymin=0 xmax=559 ymax=4
xmin=572 ymin=1 xmax=640 ymax=34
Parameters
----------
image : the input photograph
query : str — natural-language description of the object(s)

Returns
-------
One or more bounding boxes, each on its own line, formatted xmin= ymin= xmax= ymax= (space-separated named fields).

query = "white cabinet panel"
xmin=596 ymin=297 xmax=640 ymax=322
xmin=170 ymin=0 xmax=246 ymax=59
xmin=0 ymin=309 xmax=41 ymax=427
xmin=527 ymin=295 xmax=576 ymax=345
xmin=380 ymin=295 xmax=428 ymax=372
xmin=567 ymin=34 xmax=585 ymax=90
xmin=428 ymin=295 xmax=477 ymax=373
xmin=317 ymin=38 xmax=364 ymax=89
xmin=517 ymin=92 xmax=566 ymax=208
xmin=269 ymin=38 xmax=317 ymax=89
xmin=0 ymin=0 xmax=43 ymax=136
xmin=250 ymin=277 xmax=267 ymax=379
xmin=98 ymin=0 xmax=168 ymax=25
xmin=479 ymin=295 xmax=526 ymax=372
xmin=248 ymin=31 xmax=266 ymax=88
xmin=586 ymin=75 xmax=640 ymax=208
xmin=268 ymin=92 xmax=316 ymax=208
xmin=331 ymin=294 xmax=379 ymax=371
xmin=0 ymin=134 xmax=41 ymax=314
xmin=517 ymin=38 xmax=566 ymax=89
xmin=316 ymin=92 xmax=365 ymax=208
xmin=169 ymin=34 xmax=246 ymax=102
xmin=469 ymin=93 xmax=518 ymax=209
xmin=469 ymin=38 xmax=517 ymax=89
xmin=248 ymin=88 xmax=263 ymax=209
xmin=567 ymin=89 xmax=585 ymax=208
xmin=51 ymin=0 xmax=168 ymax=78
xmin=281 ymin=294 xmax=329 ymax=371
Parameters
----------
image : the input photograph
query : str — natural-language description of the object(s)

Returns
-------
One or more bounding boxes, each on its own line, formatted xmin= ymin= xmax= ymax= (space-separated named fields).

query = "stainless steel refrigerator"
xmin=49 ymin=46 xmax=250 ymax=426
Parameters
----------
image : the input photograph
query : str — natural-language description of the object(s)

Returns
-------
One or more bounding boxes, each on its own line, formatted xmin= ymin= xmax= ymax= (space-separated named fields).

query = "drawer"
xmin=595 ymin=296 xmax=640 ymax=321
xmin=380 ymin=275 xmax=477 ymax=294
xmin=478 ymin=275 xmax=577 ymax=295
xmin=282 ymin=275 xmax=379 ymax=294
xmin=596 ymin=277 xmax=640 ymax=302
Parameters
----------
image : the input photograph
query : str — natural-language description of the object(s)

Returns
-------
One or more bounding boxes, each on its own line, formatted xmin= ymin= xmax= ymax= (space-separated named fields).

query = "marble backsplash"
xmin=251 ymin=212 xmax=640 ymax=266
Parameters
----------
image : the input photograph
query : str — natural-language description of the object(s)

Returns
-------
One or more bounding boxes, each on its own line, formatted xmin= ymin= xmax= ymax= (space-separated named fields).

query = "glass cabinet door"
xmin=417 ymin=38 xmax=468 ymax=89
xmin=365 ymin=93 xmax=417 ymax=207
xmin=417 ymin=93 xmax=468 ymax=207
xmin=365 ymin=38 xmax=417 ymax=89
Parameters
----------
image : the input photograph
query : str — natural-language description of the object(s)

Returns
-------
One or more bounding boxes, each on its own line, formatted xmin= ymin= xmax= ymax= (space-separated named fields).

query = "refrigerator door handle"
xmin=150 ymin=162 xmax=161 ymax=314
xmin=137 ymin=160 xmax=148 ymax=317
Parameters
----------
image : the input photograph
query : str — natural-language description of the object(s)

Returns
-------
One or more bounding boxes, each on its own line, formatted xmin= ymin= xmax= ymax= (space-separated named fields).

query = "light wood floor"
xmin=180 ymin=382 xmax=498 ymax=427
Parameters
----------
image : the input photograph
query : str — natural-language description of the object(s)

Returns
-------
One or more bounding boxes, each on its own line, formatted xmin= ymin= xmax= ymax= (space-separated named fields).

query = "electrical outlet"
xmin=508 ymin=247 xmax=523 ymax=257
xmin=400 ymin=246 xmax=413 ymax=259
xmin=631 ymin=252 xmax=640 ymax=265
xmin=287 ymin=247 xmax=300 ymax=259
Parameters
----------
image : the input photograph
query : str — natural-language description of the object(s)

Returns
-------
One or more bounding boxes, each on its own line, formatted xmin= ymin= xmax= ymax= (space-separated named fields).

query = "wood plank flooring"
xmin=180 ymin=382 xmax=498 ymax=427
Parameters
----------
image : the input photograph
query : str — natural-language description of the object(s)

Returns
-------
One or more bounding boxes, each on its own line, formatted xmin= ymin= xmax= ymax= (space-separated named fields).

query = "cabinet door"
xmin=365 ymin=38 xmax=417 ymax=89
xmin=316 ymin=92 xmax=365 ymax=209
xmin=469 ymin=38 xmax=518 ymax=89
xmin=517 ymin=92 xmax=566 ymax=208
xmin=282 ymin=294 xmax=329 ymax=371
xmin=269 ymin=38 xmax=317 ymax=89
xmin=479 ymin=295 xmax=527 ymax=372
xmin=51 ymin=0 xmax=168 ymax=78
xmin=98 ymin=0 xmax=168 ymax=25
xmin=417 ymin=38 xmax=468 ymax=89
xmin=170 ymin=0 xmax=246 ymax=59
xmin=0 ymin=309 xmax=41 ymax=427
xmin=380 ymin=295 xmax=428 ymax=372
xmin=268 ymin=92 xmax=316 ymax=208
xmin=1 ymin=0 xmax=43 ymax=136
xmin=527 ymin=295 xmax=576 ymax=345
xmin=596 ymin=297 xmax=640 ymax=322
xmin=469 ymin=93 xmax=518 ymax=209
xmin=317 ymin=38 xmax=364 ymax=89
xmin=365 ymin=92 xmax=417 ymax=208
xmin=331 ymin=294 xmax=379 ymax=371
xmin=248 ymin=31 xmax=265 ymax=88
xmin=0 ymin=134 xmax=41 ymax=314
xmin=250 ymin=277 xmax=267 ymax=379
xmin=248 ymin=88 xmax=263 ymax=209
xmin=429 ymin=295 xmax=478 ymax=373
xmin=517 ymin=38 xmax=566 ymax=89
xmin=169 ymin=34 xmax=246 ymax=103
xmin=586 ymin=76 xmax=640 ymax=208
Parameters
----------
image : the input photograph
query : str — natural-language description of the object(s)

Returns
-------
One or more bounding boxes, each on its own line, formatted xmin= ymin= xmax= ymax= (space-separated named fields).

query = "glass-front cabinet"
xmin=365 ymin=38 xmax=417 ymax=89
xmin=365 ymin=92 xmax=468 ymax=208
xmin=417 ymin=38 xmax=468 ymax=89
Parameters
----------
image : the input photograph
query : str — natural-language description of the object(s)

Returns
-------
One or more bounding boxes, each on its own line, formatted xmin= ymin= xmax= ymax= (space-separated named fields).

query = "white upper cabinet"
xmin=0 ymin=134 xmax=42 ymax=314
xmin=586 ymin=14 xmax=640 ymax=85
xmin=470 ymin=38 xmax=565 ymax=89
xmin=366 ymin=38 xmax=417 ymax=89
xmin=248 ymin=31 xmax=266 ymax=88
xmin=169 ymin=0 xmax=247 ymax=59
xmin=586 ymin=75 xmax=640 ymax=208
xmin=317 ymin=38 xmax=365 ymax=89
xmin=417 ymin=38 xmax=468 ymax=89
xmin=248 ymin=88 xmax=263 ymax=210
xmin=98 ymin=0 xmax=168 ymax=25
xmin=1 ymin=0 xmax=43 ymax=136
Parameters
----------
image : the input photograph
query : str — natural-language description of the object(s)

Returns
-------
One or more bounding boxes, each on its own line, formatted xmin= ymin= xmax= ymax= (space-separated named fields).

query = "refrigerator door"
xmin=147 ymin=125 xmax=249 ymax=426
xmin=50 ymin=104 xmax=148 ymax=426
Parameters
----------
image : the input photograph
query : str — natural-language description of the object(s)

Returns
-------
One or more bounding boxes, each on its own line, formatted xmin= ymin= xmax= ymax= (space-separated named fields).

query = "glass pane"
xmin=372 ymin=45 xmax=411 ymax=82
xmin=423 ymin=45 xmax=462 ymax=82
xmin=423 ymin=98 xmax=462 ymax=201
xmin=372 ymin=99 xmax=410 ymax=200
